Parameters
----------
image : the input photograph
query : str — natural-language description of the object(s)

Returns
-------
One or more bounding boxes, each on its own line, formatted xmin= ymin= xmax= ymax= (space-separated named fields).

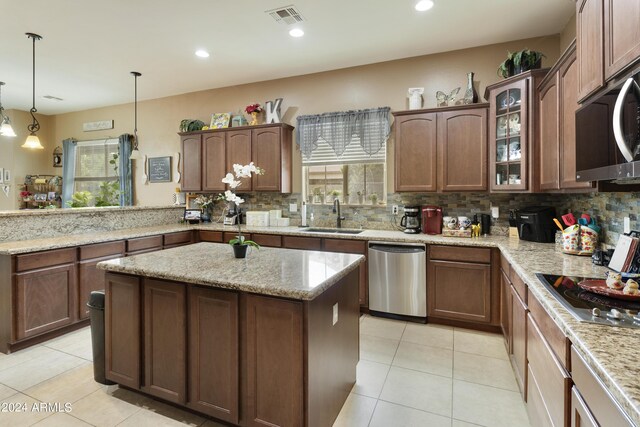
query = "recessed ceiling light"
xmin=415 ymin=0 xmax=434 ymax=11
xmin=195 ymin=50 xmax=210 ymax=58
xmin=289 ymin=28 xmax=304 ymax=38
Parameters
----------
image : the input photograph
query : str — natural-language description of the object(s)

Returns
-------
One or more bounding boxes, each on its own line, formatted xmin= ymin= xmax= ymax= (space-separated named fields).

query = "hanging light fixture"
xmin=0 ymin=82 xmax=17 ymax=137
xmin=129 ymin=71 xmax=142 ymax=160
xmin=22 ymin=33 xmax=44 ymax=150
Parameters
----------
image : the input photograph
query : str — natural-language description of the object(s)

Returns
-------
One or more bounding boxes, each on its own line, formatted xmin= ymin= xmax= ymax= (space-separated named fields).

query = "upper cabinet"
xmin=486 ymin=70 xmax=548 ymax=192
xmin=393 ymin=104 xmax=488 ymax=193
xmin=179 ymin=123 xmax=293 ymax=193
xmin=576 ymin=0 xmax=640 ymax=102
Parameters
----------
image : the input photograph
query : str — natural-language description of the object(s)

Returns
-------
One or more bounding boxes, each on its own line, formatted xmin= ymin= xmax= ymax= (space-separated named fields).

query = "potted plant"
xmin=357 ymin=190 xmax=364 ymax=205
xmin=245 ymin=103 xmax=263 ymax=125
xmin=497 ymin=49 xmax=545 ymax=78
xmin=328 ymin=189 xmax=340 ymax=203
xmin=369 ymin=193 xmax=378 ymax=205
xmin=312 ymin=187 xmax=323 ymax=204
xmin=221 ymin=163 xmax=263 ymax=258
xmin=67 ymin=191 xmax=93 ymax=208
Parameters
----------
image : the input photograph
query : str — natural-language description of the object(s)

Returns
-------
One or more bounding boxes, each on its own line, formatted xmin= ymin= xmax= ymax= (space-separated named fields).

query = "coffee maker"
xmin=400 ymin=206 xmax=421 ymax=234
xmin=422 ymin=206 xmax=442 ymax=235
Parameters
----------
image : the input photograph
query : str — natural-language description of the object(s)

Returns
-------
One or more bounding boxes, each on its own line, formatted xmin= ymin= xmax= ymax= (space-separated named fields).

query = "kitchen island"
xmin=97 ymin=242 xmax=363 ymax=427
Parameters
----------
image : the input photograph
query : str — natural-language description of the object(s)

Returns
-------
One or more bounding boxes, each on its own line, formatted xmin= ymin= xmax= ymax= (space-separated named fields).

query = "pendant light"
xmin=22 ymin=33 xmax=44 ymax=150
xmin=0 ymin=82 xmax=17 ymax=137
xmin=129 ymin=71 xmax=142 ymax=160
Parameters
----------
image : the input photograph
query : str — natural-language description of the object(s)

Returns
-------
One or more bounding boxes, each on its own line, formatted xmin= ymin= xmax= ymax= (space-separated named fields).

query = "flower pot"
xmin=249 ymin=112 xmax=259 ymax=126
xmin=232 ymin=244 xmax=248 ymax=258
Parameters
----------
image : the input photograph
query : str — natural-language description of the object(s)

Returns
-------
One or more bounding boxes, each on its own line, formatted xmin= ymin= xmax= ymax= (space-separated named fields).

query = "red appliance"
xmin=422 ymin=206 xmax=442 ymax=235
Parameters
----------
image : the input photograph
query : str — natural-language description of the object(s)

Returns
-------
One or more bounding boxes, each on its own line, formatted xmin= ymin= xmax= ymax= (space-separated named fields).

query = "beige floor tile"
xmin=43 ymin=328 xmax=93 ymax=361
xmin=454 ymin=352 xmax=519 ymax=391
xmin=351 ymin=359 xmax=390 ymax=398
xmin=452 ymin=380 xmax=529 ymax=427
xmin=0 ymin=349 xmax=86 ymax=391
xmin=370 ymin=400 xmax=451 ymax=427
xmin=0 ymin=383 xmax=18 ymax=400
xmin=360 ymin=334 xmax=399 ymax=364
xmin=393 ymin=341 xmax=453 ymax=378
xmin=332 ymin=393 xmax=376 ymax=427
xmin=0 ymin=346 xmax=57 ymax=373
xmin=201 ymin=420 xmax=227 ymax=427
xmin=142 ymin=398 xmax=206 ymax=425
xmin=360 ymin=316 xmax=407 ymax=340
xmin=453 ymin=329 xmax=508 ymax=360
xmin=117 ymin=407 xmax=203 ymax=427
xmin=379 ymin=366 xmax=452 ymax=417
xmin=402 ymin=323 xmax=454 ymax=350
xmin=24 ymin=363 xmax=101 ymax=404
xmin=0 ymin=392 xmax=49 ymax=427
xmin=452 ymin=419 xmax=484 ymax=426
xmin=32 ymin=412 xmax=93 ymax=426
xmin=70 ymin=388 xmax=149 ymax=427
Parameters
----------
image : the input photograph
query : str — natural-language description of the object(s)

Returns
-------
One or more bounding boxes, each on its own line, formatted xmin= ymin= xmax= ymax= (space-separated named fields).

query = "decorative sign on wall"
xmin=53 ymin=146 xmax=63 ymax=168
xmin=82 ymin=120 xmax=114 ymax=132
xmin=265 ymin=98 xmax=283 ymax=124
xmin=148 ymin=156 xmax=172 ymax=183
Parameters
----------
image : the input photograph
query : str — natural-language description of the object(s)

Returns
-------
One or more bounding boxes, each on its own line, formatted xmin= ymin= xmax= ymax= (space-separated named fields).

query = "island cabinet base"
xmin=105 ymin=268 xmax=359 ymax=427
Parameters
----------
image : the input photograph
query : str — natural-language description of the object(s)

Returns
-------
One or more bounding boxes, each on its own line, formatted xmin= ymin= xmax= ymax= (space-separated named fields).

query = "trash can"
xmin=87 ymin=290 xmax=115 ymax=385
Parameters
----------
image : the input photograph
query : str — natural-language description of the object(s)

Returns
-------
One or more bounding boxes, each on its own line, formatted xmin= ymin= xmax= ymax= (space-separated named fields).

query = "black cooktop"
xmin=536 ymin=273 xmax=640 ymax=328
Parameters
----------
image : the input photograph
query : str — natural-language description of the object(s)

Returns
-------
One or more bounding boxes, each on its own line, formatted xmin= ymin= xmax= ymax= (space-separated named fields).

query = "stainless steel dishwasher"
xmin=368 ymin=242 xmax=426 ymax=319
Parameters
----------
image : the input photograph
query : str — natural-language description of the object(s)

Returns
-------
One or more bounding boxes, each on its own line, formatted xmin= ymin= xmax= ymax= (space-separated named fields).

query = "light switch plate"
xmin=332 ymin=303 xmax=338 ymax=325
xmin=289 ymin=203 xmax=297 ymax=213
xmin=491 ymin=206 xmax=499 ymax=219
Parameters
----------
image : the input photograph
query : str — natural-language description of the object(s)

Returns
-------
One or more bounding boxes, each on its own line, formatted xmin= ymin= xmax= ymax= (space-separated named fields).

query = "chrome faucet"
xmin=333 ymin=199 xmax=345 ymax=228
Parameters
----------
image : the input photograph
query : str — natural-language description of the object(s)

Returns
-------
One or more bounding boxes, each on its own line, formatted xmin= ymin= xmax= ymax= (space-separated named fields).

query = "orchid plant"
xmin=222 ymin=162 xmax=264 ymax=248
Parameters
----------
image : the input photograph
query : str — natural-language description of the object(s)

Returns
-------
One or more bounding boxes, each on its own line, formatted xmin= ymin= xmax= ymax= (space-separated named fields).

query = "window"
xmin=74 ymin=139 xmax=119 ymax=195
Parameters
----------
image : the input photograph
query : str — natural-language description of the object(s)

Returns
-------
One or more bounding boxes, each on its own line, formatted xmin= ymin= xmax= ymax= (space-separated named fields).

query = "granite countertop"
xmin=1 ymin=223 xmax=639 ymax=424
xmin=97 ymin=242 xmax=364 ymax=300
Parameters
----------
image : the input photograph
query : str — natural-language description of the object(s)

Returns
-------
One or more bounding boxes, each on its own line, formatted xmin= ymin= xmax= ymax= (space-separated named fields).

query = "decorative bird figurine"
xmin=436 ymin=87 xmax=461 ymax=107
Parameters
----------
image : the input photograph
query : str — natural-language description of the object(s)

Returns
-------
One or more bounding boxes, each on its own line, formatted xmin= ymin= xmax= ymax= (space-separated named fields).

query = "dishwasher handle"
xmin=369 ymin=243 xmax=425 ymax=254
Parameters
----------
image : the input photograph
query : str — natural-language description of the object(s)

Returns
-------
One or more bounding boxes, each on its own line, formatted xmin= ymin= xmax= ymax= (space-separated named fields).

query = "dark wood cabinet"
xmin=198 ymin=230 xmax=223 ymax=243
xmin=78 ymin=241 xmax=126 ymax=319
xmin=243 ymin=294 xmax=304 ymax=427
xmin=126 ymin=235 xmax=163 ymax=254
xmin=394 ymin=104 xmax=488 ymax=192
xmin=181 ymin=135 xmax=203 ymax=191
xmin=187 ymin=287 xmax=238 ymax=423
xmin=603 ymin=0 xmax=640 ymax=80
xmin=202 ymin=133 xmax=226 ymax=191
xmin=538 ymin=72 xmax=560 ymax=190
xmin=226 ymin=130 xmax=252 ymax=191
xmin=252 ymin=127 xmax=292 ymax=193
xmin=143 ymin=278 xmax=186 ymax=404
xmin=571 ymin=387 xmax=599 ymax=427
xmin=511 ymin=285 xmax=527 ymax=396
xmin=282 ymin=235 xmax=322 ymax=251
xmin=323 ymin=238 xmax=368 ymax=306
xmin=500 ymin=269 xmax=512 ymax=352
xmin=250 ymin=233 xmax=282 ymax=248
xmin=577 ymin=0 xmax=604 ymax=101
xmin=105 ymin=273 xmax=141 ymax=389
xmin=163 ymin=231 xmax=194 ymax=249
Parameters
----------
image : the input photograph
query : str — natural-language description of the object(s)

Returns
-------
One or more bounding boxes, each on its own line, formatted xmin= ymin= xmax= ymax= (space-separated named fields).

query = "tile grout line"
xmin=374 ymin=397 xmax=453 ymax=422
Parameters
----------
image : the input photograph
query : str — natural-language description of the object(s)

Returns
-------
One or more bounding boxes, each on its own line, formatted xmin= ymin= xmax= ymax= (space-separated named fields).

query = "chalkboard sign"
xmin=148 ymin=156 xmax=172 ymax=183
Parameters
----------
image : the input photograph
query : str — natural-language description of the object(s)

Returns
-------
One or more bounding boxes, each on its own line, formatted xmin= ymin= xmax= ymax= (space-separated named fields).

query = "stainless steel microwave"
xmin=575 ymin=69 xmax=640 ymax=182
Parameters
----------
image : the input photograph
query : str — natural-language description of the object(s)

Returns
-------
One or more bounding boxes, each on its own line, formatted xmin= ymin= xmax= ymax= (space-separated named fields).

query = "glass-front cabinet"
xmin=487 ymin=70 xmax=548 ymax=192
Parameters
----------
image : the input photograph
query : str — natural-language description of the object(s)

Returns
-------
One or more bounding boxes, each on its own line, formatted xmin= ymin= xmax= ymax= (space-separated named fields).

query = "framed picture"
xmin=184 ymin=209 xmax=202 ymax=224
xmin=0 ymin=168 xmax=4 ymax=184
xmin=3 ymin=169 xmax=9 ymax=183
xmin=186 ymin=194 xmax=200 ymax=209
xmin=34 ymin=193 xmax=47 ymax=202
xmin=148 ymin=156 xmax=172 ymax=183
xmin=210 ymin=113 xmax=231 ymax=129
xmin=47 ymin=192 xmax=57 ymax=201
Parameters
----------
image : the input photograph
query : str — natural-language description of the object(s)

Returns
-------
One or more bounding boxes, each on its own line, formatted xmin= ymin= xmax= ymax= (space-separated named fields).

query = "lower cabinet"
xmin=500 ymin=268 xmax=512 ymax=351
xmin=571 ymin=387 xmax=598 ymax=427
xmin=322 ymin=239 xmax=368 ymax=306
xmin=78 ymin=241 xmax=126 ymax=319
xmin=511 ymin=285 xmax=528 ymax=396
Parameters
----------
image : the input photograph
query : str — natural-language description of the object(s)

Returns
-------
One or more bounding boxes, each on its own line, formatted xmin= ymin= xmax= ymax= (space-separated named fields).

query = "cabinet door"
xmin=203 ymin=133 xmax=226 ymax=191
xmin=571 ymin=387 xmax=598 ymax=427
xmin=15 ymin=263 xmax=77 ymax=340
xmin=511 ymin=285 xmax=527 ymax=397
xmin=143 ymin=279 xmax=186 ymax=404
xmin=427 ymin=260 xmax=491 ymax=323
xmin=78 ymin=254 xmax=123 ymax=320
xmin=244 ymin=294 xmax=303 ymax=427
xmin=394 ymin=113 xmax=437 ymax=192
xmin=105 ymin=273 xmax=141 ymax=389
xmin=323 ymin=239 xmax=368 ymax=306
xmin=251 ymin=127 xmax=281 ymax=191
xmin=603 ymin=0 xmax=640 ymax=80
xmin=438 ymin=108 xmax=488 ymax=191
xmin=500 ymin=269 xmax=512 ymax=352
xmin=181 ymin=135 xmax=202 ymax=191
xmin=538 ymin=74 xmax=560 ymax=191
xmin=226 ymin=130 xmax=252 ymax=191
xmin=188 ymin=287 xmax=238 ymax=424
xmin=576 ymin=0 xmax=604 ymax=100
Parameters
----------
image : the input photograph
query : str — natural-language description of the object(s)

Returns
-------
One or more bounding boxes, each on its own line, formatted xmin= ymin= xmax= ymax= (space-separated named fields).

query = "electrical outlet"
xmin=624 ymin=216 xmax=631 ymax=234
xmin=289 ymin=203 xmax=297 ymax=213
xmin=332 ymin=303 xmax=338 ymax=325
xmin=491 ymin=206 xmax=499 ymax=219
xmin=392 ymin=205 xmax=399 ymax=215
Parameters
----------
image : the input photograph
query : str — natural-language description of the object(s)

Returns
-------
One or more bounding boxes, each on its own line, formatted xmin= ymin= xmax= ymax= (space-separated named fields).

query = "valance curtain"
xmin=296 ymin=107 xmax=390 ymax=160
xmin=118 ymin=134 xmax=134 ymax=206
xmin=61 ymin=138 xmax=77 ymax=208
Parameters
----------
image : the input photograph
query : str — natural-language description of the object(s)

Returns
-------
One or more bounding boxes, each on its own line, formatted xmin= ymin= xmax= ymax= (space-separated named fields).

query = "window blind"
xmin=301 ymin=136 xmax=386 ymax=166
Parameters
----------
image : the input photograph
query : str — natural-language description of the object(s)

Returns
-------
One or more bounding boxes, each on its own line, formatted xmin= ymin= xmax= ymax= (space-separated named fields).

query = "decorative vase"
xmin=463 ymin=72 xmax=478 ymax=104
xmin=201 ymin=209 xmax=211 ymax=223
xmin=249 ymin=112 xmax=258 ymax=126
xmin=232 ymin=244 xmax=248 ymax=258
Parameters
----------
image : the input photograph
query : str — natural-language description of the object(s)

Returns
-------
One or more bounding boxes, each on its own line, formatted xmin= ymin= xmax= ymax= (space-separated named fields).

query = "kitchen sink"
xmin=301 ymin=228 xmax=363 ymax=235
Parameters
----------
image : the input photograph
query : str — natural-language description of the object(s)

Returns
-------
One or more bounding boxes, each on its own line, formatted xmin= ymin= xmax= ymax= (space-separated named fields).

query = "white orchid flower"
xmin=221 ymin=173 xmax=235 ymax=184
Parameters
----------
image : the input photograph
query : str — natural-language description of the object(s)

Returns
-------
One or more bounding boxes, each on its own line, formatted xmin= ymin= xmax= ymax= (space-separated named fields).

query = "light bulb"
xmin=0 ymin=119 xmax=16 ymax=137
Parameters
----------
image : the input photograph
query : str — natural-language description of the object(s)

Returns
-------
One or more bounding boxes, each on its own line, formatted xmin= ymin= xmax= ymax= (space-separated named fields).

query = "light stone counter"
xmin=1 ymin=223 xmax=639 ymax=424
xmin=97 ymin=242 xmax=364 ymax=301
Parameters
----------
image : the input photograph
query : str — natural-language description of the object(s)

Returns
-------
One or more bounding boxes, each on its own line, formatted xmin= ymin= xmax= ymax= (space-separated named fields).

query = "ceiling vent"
xmin=43 ymin=95 xmax=63 ymax=101
xmin=266 ymin=5 xmax=305 ymax=25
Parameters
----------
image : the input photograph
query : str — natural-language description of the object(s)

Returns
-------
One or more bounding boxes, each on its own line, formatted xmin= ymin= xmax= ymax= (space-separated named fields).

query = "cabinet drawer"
xmin=164 ymin=231 xmax=193 ymax=247
xmin=510 ymin=271 xmax=527 ymax=304
xmin=323 ymin=239 xmax=366 ymax=254
xmin=527 ymin=313 xmax=571 ymax=427
xmin=250 ymin=234 xmax=282 ymax=247
xmin=571 ymin=386 xmax=598 ymax=427
xmin=127 ymin=235 xmax=163 ymax=253
xmin=16 ymin=248 xmax=77 ymax=272
xmin=79 ymin=241 xmax=125 ymax=261
xmin=282 ymin=236 xmax=322 ymax=251
xmin=529 ymin=295 xmax=569 ymax=369
xmin=500 ymin=253 xmax=510 ymax=276
xmin=199 ymin=230 xmax=223 ymax=243
xmin=430 ymin=245 xmax=491 ymax=264
xmin=571 ymin=347 xmax=634 ymax=427
xmin=527 ymin=364 xmax=554 ymax=427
